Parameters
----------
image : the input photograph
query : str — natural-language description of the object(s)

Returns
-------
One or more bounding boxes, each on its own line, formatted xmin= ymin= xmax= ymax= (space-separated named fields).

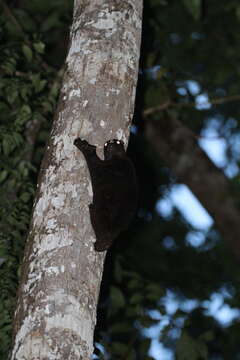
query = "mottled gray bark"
xmin=10 ymin=1 xmax=142 ymax=359
xmin=146 ymin=116 xmax=240 ymax=259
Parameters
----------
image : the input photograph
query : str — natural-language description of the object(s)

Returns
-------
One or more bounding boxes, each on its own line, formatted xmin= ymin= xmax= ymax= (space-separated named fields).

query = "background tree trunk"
xmin=146 ymin=115 xmax=240 ymax=259
xmin=10 ymin=1 xmax=142 ymax=359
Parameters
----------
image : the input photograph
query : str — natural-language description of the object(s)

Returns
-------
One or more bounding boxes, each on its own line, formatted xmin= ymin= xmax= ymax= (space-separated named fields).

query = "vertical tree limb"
xmin=10 ymin=1 xmax=142 ymax=359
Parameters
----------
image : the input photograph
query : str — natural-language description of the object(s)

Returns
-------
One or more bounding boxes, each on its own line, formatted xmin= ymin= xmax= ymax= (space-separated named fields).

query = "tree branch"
xmin=143 ymin=94 xmax=240 ymax=116
xmin=145 ymin=115 xmax=240 ymax=259
xmin=0 ymin=0 xmax=25 ymax=36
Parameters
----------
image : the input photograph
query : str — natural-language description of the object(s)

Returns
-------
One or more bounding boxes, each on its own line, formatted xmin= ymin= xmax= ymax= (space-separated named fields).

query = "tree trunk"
xmin=146 ymin=115 xmax=240 ymax=259
xmin=10 ymin=1 xmax=142 ymax=359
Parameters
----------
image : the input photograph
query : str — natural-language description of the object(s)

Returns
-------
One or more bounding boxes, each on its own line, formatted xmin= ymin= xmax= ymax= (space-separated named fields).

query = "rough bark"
xmin=10 ymin=1 xmax=142 ymax=359
xmin=146 ymin=116 xmax=240 ymax=259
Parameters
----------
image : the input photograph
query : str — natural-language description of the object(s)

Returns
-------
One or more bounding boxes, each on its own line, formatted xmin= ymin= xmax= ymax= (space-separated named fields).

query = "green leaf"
xmin=14 ymin=9 xmax=36 ymax=32
xmin=2 ymin=137 xmax=14 ymax=156
xmin=2 ymin=58 xmax=17 ymax=75
xmin=31 ymin=74 xmax=47 ymax=93
xmin=110 ymin=286 xmax=125 ymax=309
xmin=139 ymin=338 xmax=151 ymax=355
xmin=20 ymin=193 xmax=31 ymax=203
xmin=49 ymin=81 xmax=60 ymax=99
xmin=146 ymin=283 xmax=165 ymax=301
xmin=20 ymin=86 xmax=31 ymax=101
xmin=200 ymin=330 xmax=214 ymax=342
xmin=12 ymin=133 xmax=23 ymax=147
xmin=0 ymin=170 xmax=8 ymax=184
xmin=33 ymin=42 xmax=45 ymax=54
xmin=176 ymin=332 xmax=208 ymax=360
xmin=125 ymin=349 xmax=135 ymax=360
xmin=41 ymin=13 xmax=61 ymax=32
xmin=22 ymin=45 xmax=33 ymax=62
xmin=236 ymin=6 xmax=240 ymax=21
xmin=7 ymin=88 xmax=19 ymax=105
xmin=21 ymin=104 xmax=31 ymax=115
xmin=126 ymin=304 xmax=142 ymax=317
xmin=109 ymin=322 xmax=132 ymax=334
xmin=126 ymin=272 xmax=141 ymax=290
xmin=182 ymin=0 xmax=201 ymax=20
xmin=42 ymin=101 xmax=53 ymax=112
xmin=111 ymin=342 xmax=128 ymax=355
xmin=129 ymin=293 xmax=143 ymax=305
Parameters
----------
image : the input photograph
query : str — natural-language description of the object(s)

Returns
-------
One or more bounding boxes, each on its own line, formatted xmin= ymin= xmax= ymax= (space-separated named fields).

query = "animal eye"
xmin=104 ymin=143 xmax=108 ymax=147
xmin=117 ymin=141 xmax=120 ymax=144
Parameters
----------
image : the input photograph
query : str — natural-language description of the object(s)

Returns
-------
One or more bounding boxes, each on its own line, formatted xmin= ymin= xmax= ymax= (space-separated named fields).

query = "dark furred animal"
xmin=74 ymin=138 xmax=137 ymax=251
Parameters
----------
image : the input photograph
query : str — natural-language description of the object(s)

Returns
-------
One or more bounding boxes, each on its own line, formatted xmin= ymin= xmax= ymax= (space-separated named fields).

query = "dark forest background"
xmin=1 ymin=1 xmax=240 ymax=359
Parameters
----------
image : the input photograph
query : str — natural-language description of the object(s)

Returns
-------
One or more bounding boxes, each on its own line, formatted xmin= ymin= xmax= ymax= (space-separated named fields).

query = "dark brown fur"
xmin=74 ymin=138 xmax=137 ymax=251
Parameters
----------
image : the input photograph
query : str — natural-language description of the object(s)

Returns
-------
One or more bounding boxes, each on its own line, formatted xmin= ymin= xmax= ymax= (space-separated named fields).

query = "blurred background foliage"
xmin=1 ymin=0 xmax=240 ymax=359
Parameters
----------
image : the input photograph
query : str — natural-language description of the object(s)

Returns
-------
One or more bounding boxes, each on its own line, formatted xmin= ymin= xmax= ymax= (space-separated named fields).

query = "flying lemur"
xmin=74 ymin=138 xmax=138 ymax=251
